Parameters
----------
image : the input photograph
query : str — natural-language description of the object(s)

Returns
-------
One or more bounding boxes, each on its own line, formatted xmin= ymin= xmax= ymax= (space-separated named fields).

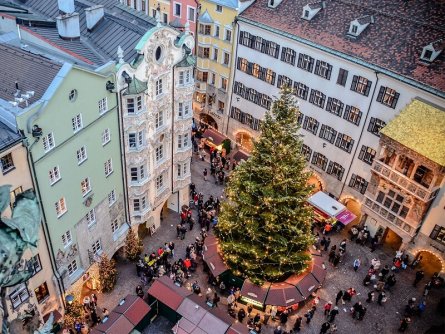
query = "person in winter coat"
xmin=353 ymin=258 xmax=361 ymax=272
xmin=293 ymin=316 xmax=302 ymax=332
xmin=335 ymin=290 xmax=343 ymax=305
xmin=320 ymin=322 xmax=331 ymax=334
xmin=328 ymin=306 xmax=339 ymax=322
xmin=324 ymin=301 xmax=333 ymax=315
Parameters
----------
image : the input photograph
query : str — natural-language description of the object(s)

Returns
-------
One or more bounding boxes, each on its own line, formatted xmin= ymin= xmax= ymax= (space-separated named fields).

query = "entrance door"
xmin=167 ymin=191 xmax=179 ymax=212
xmin=383 ymin=227 xmax=403 ymax=250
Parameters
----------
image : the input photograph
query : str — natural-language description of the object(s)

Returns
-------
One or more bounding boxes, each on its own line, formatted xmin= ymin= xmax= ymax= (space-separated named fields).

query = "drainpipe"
xmin=171 ymin=64 xmax=177 ymax=197
xmin=193 ymin=0 xmax=200 ymax=55
xmin=225 ymin=17 xmax=240 ymax=137
xmin=339 ymin=71 xmax=380 ymax=198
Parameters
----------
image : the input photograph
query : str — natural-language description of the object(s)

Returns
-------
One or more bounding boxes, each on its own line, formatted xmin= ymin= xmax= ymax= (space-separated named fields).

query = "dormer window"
xmin=268 ymin=0 xmax=283 ymax=9
xmin=348 ymin=15 xmax=374 ymax=37
xmin=302 ymin=2 xmax=325 ymax=21
xmin=351 ymin=25 xmax=358 ymax=34
xmin=304 ymin=10 xmax=309 ymax=18
xmin=420 ymin=39 xmax=443 ymax=63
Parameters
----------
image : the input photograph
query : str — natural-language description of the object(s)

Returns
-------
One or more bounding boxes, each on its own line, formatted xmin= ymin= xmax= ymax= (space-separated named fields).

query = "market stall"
xmin=240 ymin=279 xmax=270 ymax=310
xmin=308 ymin=191 xmax=356 ymax=225
xmin=265 ymin=282 xmax=304 ymax=308
xmin=201 ymin=128 xmax=226 ymax=150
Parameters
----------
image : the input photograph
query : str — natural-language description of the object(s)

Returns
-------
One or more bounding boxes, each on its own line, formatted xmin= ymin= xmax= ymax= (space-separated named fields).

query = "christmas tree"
xmin=63 ymin=299 xmax=84 ymax=330
xmin=98 ymin=254 xmax=118 ymax=292
xmin=216 ymin=88 xmax=314 ymax=285
xmin=124 ymin=227 xmax=143 ymax=261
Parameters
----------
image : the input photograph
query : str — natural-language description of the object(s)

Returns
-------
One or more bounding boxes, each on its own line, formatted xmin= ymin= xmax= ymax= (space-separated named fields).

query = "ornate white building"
xmin=116 ymin=18 xmax=195 ymax=232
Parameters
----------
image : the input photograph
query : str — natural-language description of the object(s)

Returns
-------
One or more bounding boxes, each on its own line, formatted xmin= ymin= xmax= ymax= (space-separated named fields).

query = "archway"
xmin=414 ymin=250 xmax=444 ymax=276
xmin=382 ymin=227 xmax=403 ymax=250
xmin=307 ymin=174 xmax=324 ymax=193
xmin=200 ymin=113 xmax=218 ymax=130
xmin=235 ymin=131 xmax=254 ymax=152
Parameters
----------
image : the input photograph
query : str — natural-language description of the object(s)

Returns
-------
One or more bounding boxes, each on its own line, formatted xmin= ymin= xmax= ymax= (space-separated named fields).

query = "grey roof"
xmin=123 ymin=76 xmax=147 ymax=95
xmin=0 ymin=120 xmax=21 ymax=152
xmin=199 ymin=10 xmax=214 ymax=24
xmin=0 ymin=44 xmax=62 ymax=106
xmin=7 ymin=0 xmax=156 ymax=65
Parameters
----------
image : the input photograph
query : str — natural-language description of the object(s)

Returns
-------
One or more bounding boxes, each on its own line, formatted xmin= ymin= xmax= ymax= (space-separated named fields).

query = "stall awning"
xmin=335 ymin=209 xmax=356 ymax=225
xmin=265 ymin=282 xmax=304 ymax=306
xmin=91 ymin=311 xmax=134 ymax=334
xmin=232 ymin=150 xmax=249 ymax=162
xmin=294 ymin=271 xmax=319 ymax=299
xmin=240 ymin=279 xmax=270 ymax=305
xmin=226 ymin=321 xmax=250 ymax=334
xmin=308 ymin=192 xmax=345 ymax=217
xmin=311 ymin=256 xmax=327 ymax=284
xmin=202 ymin=129 xmax=226 ymax=146
xmin=113 ymin=295 xmax=151 ymax=326
xmin=147 ymin=276 xmax=192 ymax=311
xmin=204 ymin=253 xmax=229 ymax=277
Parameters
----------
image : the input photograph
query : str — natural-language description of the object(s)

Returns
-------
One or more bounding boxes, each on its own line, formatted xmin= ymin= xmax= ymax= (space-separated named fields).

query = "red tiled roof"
xmin=240 ymin=0 xmax=445 ymax=93
xmin=113 ymin=295 xmax=151 ymax=326
xmin=147 ymin=276 xmax=192 ymax=311
xmin=91 ymin=311 xmax=134 ymax=334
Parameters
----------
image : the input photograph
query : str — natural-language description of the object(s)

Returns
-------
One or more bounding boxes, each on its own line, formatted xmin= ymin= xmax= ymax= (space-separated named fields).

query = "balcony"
xmin=363 ymin=195 xmax=416 ymax=238
xmin=371 ymin=160 xmax=439 ymax=202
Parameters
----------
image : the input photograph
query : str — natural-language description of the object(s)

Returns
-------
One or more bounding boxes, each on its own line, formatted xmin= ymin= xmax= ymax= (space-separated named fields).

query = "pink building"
xmin=170 ymin=0 xmax=198 ymax=42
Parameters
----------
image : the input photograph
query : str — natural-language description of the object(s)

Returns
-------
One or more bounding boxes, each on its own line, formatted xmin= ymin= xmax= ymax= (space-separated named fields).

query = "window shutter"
xmin=275 ymin=44 xmax=280 ymax=58
xmin=309 ymin=57 xmax=314 ymax=72
xmin=297 ymin=54 xmax=303 ymax=68
xmin=326 ymin=97 xmax=332 ymax=111
xmin=327 ymin=161 xmax=333 ymax=174
xmin=335 ymin=134 xmax=341 ymax=147
xmin=391 ymin=92 xmax=400 ymax=108
xmin=280 ymin=48 xmax=286 ymax=61
xmin=430 ymin=225 xmax=441 ymax=239
xmin=365 ymin=80 xmax=372 ymax=96
xmin=303 ymin=116 xmax=308 ymax=129
xmin=351 ymin=75 xmax=358 ymax=91
xmin=376 ymin=86 xmax=385 ymax=102
xmin=311 ymin=152 xmax=318 ymax=164
xmin=315 ymin=60 xmax=320 ymax=75
xmin=271 ymin=72 xmax=276 ymax=85
xmin=349 ymin=174 xmax=357 ymax=187
xmin=309 ymin=90 xmax=315 ymax=103
xmin=303 ymin=87 xmax=308 ymax=100
xmin=348 ymin=139 xmax=354 ymax=153
xmin=339 ymin=166 xmax=345 ymax=181
xmin=321 ymin=93 xmax=326 ymax=108
xmin=344 ymin=105 xmax=351 ymax=120
xmin=368 ymin=117 xmax=376 ymax=132
xmin=322 ymin=157 xmax=327 ymax=170
xmin=277 ymin=75 xmax=282 ymax=88
xmin=362 ymin=181 xmax=369 ymax=194
xmin=319 ymin=125 xmax=325 ymax=138
xmin=327 ymin=64 xmax=333 ymax=80
xmin=239 ymin=31 xmax=244 ymax=44
xmin=358 ymin=145 xmax=366 ymax=160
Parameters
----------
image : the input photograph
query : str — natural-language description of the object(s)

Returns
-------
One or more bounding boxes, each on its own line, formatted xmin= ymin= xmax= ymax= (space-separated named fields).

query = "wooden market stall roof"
xmin=113 ymin=295 xmax=151 ymax=326
xmin=147 ymin=276 xmax=192 ymax=311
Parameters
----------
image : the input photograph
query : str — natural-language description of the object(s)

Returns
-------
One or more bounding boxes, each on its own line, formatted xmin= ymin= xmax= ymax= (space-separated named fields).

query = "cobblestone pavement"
xmin=97 ymin=153 xmax=444 ymax=334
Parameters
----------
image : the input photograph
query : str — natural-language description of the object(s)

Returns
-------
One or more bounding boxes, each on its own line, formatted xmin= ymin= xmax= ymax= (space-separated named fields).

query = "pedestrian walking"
xmin=377 ymin=291 xmax=386 ymax=306
xmin=328 ymin=249 xmax=336 ymax=263
xmin=324 ymin=237 xmax=331 ymax=251
xmin=203 ymin=168 xmax=208 ymax=181
xmin=324 ymin=301 xmax=332 ymax=315
xmin=212 ymin=292 xmax=220 ymax=307
xmin=353 ymin=258 xmax=361 ymax=272
xmin=366 ymin=291 xmax=375 ymax=303
xmin=293 ymin=316 xmax=302 ymax=332
xmin=320 ymin=322 xmax=331 ymax=334
xmin=280 ymin=309 xmax=289 ymax=324
xmin=237 ymin=308 xmax=246 ymax=323
xmin=274 ymin=326 xmax=283 ymax=334
xmin=398 ymin=317 xmax=411 ymax=332
xmin=333 ymin=253 xmax=340 ymax=268
xmin=358 ymin=306 xmax=367 ymax=320
xmin=304 ymin=308 xmax=315 ymax=324
xmin=423 ymin=281 xmax=432 ymax=296
xmin=335 ymin=290 xmax=343 ymax=305
xmin=328 ymin=306 xmax=339 ymax=322
xmin=413 ymin=270 xmax=424 ymax=287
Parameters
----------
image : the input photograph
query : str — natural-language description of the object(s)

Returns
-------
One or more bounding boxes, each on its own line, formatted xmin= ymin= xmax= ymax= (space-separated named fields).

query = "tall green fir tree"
xmin=216 ymin=88 xmax=314 ymax=285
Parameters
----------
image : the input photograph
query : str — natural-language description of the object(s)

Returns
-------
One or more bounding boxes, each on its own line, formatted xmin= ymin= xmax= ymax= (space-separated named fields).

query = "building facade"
xmin=0 ymin=115 xmax=61 ymax=326
xmin=227 ymin=0 xmax=445 ymax=258
xmin=116 ymin=20 xmax=195 ymax=232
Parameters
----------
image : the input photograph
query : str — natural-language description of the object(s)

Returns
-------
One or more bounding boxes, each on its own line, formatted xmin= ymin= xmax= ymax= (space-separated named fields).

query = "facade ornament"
xmin=117 ymin=46 xmax=124 ymax=64
xmin=185 ymin=21 xmax=190 ymax=34
xmin=156 ymin=10 xmax=162 ymax=27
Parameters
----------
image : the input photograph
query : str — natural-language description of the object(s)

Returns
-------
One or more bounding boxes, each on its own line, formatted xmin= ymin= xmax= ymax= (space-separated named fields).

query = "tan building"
xmin=0 ymin=117 xmax=62 ymax=328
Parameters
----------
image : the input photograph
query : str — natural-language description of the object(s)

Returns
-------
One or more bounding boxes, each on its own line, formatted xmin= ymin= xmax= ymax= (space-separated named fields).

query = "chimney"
xmin=57 ymin=0 xmax=75 ymax=14
xmin=56 ymin=12 xmax=80 ymax=40
xmin=85 ymin=5 xmax=104 ymax=31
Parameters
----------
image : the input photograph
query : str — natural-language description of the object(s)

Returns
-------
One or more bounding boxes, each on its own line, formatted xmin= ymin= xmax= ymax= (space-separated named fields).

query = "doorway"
xmin=415 ymin=250 xmax=443 ymax=276
xmin=382 ymin=227 xmax=403 ymax=250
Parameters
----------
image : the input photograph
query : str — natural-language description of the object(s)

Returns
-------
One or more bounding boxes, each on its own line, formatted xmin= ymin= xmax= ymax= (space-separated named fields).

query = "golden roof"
xmin=380 ymin=99 xmax=445 ymax=167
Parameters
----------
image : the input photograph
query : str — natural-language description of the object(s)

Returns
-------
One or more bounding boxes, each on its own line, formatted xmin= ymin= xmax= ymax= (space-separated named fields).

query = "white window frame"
xmin=49 ymin=166 xmax=61 ymax=185
xmin=104 ymin=159 xmax=113 ymax=176
xmin=98 ymin=97 xmax=108 ymax=114
xmin=214 ymin=24 xmax=220 ymax=38
xmin=127 ymin=97 xmax=135 ymax=114
xmin=178 ymin=101 xmax=191 ymax=118
xmin=91 ymin=239 xmax=102 ymax=254
xmin=72 ymin=114 xmax=83 ymax=133
xmin=177 ymin=161 xmax=188 ymax=178
xmin=108 ymin=189 xmax=116 ymax=206
xmin=77 ymin=146 xmax=87 ymax=164
xmin=222 ymin=51 xmax=230 ymax=66
xmin=187 ymin=6 xmax=195 ymax=22
xmin=130 ymin=164 xmax=148 ymax=183
xmin=80 ymin=177 xmax=91 ymax=197
xmin=55 ymin=197 xmax=67 ymax=217
xmin=86 ymin=208 xmax=96 ymax=227
xmin=111 ymin=219 xmax=120 ymax=233
xmin=67 ymin=259 xmax=78 ymax=277
xmin=102 ymin=128 xmax=110 ymax=145
xmin=155 ymin=111 xmax=164 ymax=129
xmin=0 ymin=153 xmax=14 ymax=174
xmin=155 ymin=79 xmax=163 ymax=96
xmin=224 ymin=28 xmax=232 ymax=42
xmin=133 ymin=198 xmax=141 ymax=212
xmin=174 ymin=2 xmax=181 ymax=17
xmin=9 ymin=284 xmax=29 ymax=309
xmin=178 ymin=133 xmax=189 ymax=150
xmin=62 ymin=230 xmax=72 ymax=248
xmin=216 ymin=4 xmax=223 ymax=12
xmin=43 ymin=132 xmax=55 ymax=152
xmin=221 ymin=77 xmax=228 ymax=91
xmin=213 ymin=48 xmax=218 ymax=62
xmin=156 ymin=174 xmax=164 ymax=191
xmin=155 ymin=145 xmax=164 ymax=162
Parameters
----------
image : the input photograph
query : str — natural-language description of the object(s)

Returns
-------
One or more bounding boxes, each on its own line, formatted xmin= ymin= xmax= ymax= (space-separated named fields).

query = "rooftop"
xmin=0 ymin=120 xmax=21 ymax=151
xmin=239 ymin=0 xmax=445 ymax=94
xmin=380 ymin=99 xmax=445 ymax=167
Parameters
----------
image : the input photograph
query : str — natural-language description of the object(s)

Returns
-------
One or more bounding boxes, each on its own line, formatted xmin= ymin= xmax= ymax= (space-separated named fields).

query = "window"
xmin=343 ymin=105 xmax=362 ymax=125
xmin=351 ymin=75 xmax=372 ymax=96
xmin=108 ymin=189 xmax=116 ymax=206
xmin=69 ymin=89 xmax=77 ymax=102
xmin=9 ymin=186 xmax=23 ymax=207
xmin=216 ymin=4 xmax=222 ymax=12
xmin=102 ymin=128 xmax=110 ymax=145
xmin=156 ymin=145 xmax=164 ymax=162
xmin=179 ymin=70 xmax=191 ymax=85
xmin=218 ymin=100 xmax=225 ymax=113
xmin=0 ymin=153 xmax=14 ymax=174
xmin=130 ymin=165 xmax=147 ymax=182
xmin=358 ymin=145 xmax=376 ymax=165
xmin=72 ymin=114 xmax=83 ymax=132
xmin=104 ymin=159 xmax=113 ymax=176
xmin=230 ymin=107 xmax=262 ymax=131
xmin=309 ymin=90 xmax=326 ymax=108
xmin=377 ymin=86 xmax=400 ymax=108
xmin=98 ymin=97 xmax=107 ymax=114
xmin=77 ymin=146 xmax=87 ymax=164
xmin=127 ymin=98 xmax=135 ymax=114
xmin=210 ymin=73 xmax=216 ymax=85
xmin=224 ymin=29 xmax=232 ymax=42
xmin=80 ymin=177 xmax=91 ymax=196
xmin=61 ymin=230 xmax=72 ymax=247
xmin=314 ymin=60 xmax=332 ymax=79
xmin=177 ymin=162 xmax=188 ymax=178
xmin=327 ymin=161 xmax=345 ymax=181
xmin=368 ymin=117 xmax=386 ymax=136
xmin=133 ymin=198 xmax=139 ymax=212
xmin=30 ymin=254 xmax=42 ymax=276
xmin=163 ymin=13 xmax=167 ymax=24
xmin=337 ymin=68 xmax=348 ymax=86
xmin=9 ymin=284 xmax=29 ymax=309
xmin=156 ymin=174 xmax=164 ymax=190
xmin=212 ymin=48 xmax=218 ymax=61
xmin=312 ymin=152 xmax=328 ymax=170
xmin=264 ymin=41 xmax=280 ymax=58
xmin=152 ymin=9 xmax=156 ymax=17
xmin=277 ymin=75 xmax=292 ymax=88
xmin=199 ymin=24 xmax=211 ymax=35
xmin=55 ymin=198 xmax=67 ymax=217
xmin=155 ymin=79 xmax=163 ymax=96
xmin=293 ymin=82 xmax=309 ymax=100
xmin=280 ymin=47 xmax=296 ymax=65
xmin=188 ymin=7 xmax=195 ymax=22
xmin=326 ymin=97 xmax=344 ymax=117
xmin=214 ymin=25 xmax=220 ymax=38
xmin=136 ymin=96 xmax=143 ymax=111
xmin=349 ymin=174 xmax=368 ymax=194
xmin=302 ymin=116 xmax=319 ymax=135
xmin=376 ymin=191 xmax=409 ymax=217
xmin=111 ymin=219 xmax=120 ymax=233
xmin=85 ymin=209 xmax=96 ymax=226
xmin=221 ymin=77 xmax=228 ymax=91
xmin=48 ymin=166 xmax=61 ymax=184
xmin=429 ymin=225 xmax=445 ymax=245
xmin=198 ymin=46 xmax=210 ymax=58
xmin=297 ymin=54 xmax=314 ymax=72
xmin=174 ymin=3 xmax=181 ymax=16
xmin=68 ymin=259 xmax=78 ymax=276
xmin=142 ymin=0 xmax=146 ymax=11
xmin=178 ymin=133 xmax=190 ymax=150
xmin=265 ymin=69 xmax=276 ymax=85
xmin=319 ymin=125 xmax=337 ymax=144
xmin=196 ymin=70 xmax=208 ymax=82
xmin=43 ymin=132 xmax=55 ymax=152
xmin=178 ymin=102 xmax=190 ymax=118
xmin=91 ymin=239 xmax=102 ymax=254
xmin=223 ymin=52 xmax=230 ymax=66
xmin=335 ymin=133 xmax=354 ymax=153
xmin=297 ymin=111 xmax=304 ymax=125
xmin=301 ymin=144 xmax=312 ymax=161
xmin=129 ymin=131 xmax=144 ymax=150
xmin=351 ymin=25 xmax=358 ymax=34
xmin=155 ymin=111 xmax=164 ymax=129
xmin=35 ymin=282 xmax=49 ymax=304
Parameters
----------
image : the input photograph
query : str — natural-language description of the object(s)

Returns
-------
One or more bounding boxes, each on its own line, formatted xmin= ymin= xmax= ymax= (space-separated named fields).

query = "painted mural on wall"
xmin=0 ymin=185 xmax=40 ymax=287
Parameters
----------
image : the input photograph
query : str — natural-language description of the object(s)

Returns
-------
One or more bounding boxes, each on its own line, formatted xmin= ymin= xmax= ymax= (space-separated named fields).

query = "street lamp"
xmin=65 ymin=294 xmax=74 ymax=305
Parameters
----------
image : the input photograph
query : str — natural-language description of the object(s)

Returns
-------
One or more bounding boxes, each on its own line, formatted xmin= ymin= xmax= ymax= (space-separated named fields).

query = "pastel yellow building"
xmin=194 ymin=0 xmax=254 ymax=132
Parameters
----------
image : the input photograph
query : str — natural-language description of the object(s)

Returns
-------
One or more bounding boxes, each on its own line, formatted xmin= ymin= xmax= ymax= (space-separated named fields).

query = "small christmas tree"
xmin=124 ymin=228 xmax=143 ymax=261
xmin=63 ymin=299 xmax=84 ymax=330
xmin=98 ymin=254 xmax=117 ymax=292
xmin=216 ymin=88 xmax=314 ymax=285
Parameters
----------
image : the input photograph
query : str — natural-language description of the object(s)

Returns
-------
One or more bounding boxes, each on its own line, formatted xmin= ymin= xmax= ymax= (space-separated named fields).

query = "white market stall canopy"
xmin=307 ymin=192 xmax=356 ymax=225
